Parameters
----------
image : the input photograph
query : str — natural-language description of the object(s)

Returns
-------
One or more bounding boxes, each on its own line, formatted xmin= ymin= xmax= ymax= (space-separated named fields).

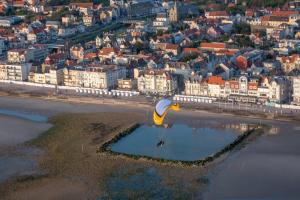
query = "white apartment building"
xmin=7 ymin=49 xmax=29 ymax=63
xmin=269 ymin=77 xmax=290 ymax=103
xmin=28 ymin=67 xmax=64 ymax=85
xmin=63 ymin=65 xmax=126 ymax=89
xmin=153 ymin=12 xmax=170 ymax=31
xmin=293 ymin=76 xmax=300 ymax=105
xmin=137 ymin=69 xmax=178 ymax=95
xmin=0 ymin=63 xmax=32 ymax=81
xmin=83 ymin=15 xmax=94 ymax=26
xmin=185 ymin=76 xmax=208 ymax=96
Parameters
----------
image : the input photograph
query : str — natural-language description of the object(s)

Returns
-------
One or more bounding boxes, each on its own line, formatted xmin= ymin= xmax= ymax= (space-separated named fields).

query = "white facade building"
xmin=0 ymin=63 xmax=32 ymax=81
xmin=293 ymin=76 xmax=300 ymax=105
xmin=63 ymin=66 xmax=126 ymax=89
xmin=137 ymin=69 xmax=178 ymax=95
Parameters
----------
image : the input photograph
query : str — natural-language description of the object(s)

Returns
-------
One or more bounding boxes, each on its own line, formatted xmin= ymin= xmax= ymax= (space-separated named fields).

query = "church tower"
xmin=169 ymin=0 xmax=178 ymax=23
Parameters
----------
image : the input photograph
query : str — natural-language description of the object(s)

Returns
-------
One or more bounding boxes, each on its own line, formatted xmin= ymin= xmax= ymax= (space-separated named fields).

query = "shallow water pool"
xmin=110 ymin=124 xmax=248 ymax=161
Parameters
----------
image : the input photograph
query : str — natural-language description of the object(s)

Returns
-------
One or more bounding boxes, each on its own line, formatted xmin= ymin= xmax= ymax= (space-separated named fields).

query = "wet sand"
xmin=1 ymin=95 xmax=300 ymax=199
xmin=0 ymin=114 xmax=51 ymax=147
xmin=203 ymin=125 xmax=300 ymax=200
xmin=0 ymin=113 xmax=51 ymax=184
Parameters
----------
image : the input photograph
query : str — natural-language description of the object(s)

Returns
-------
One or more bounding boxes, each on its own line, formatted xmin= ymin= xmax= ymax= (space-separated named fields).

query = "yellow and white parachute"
xmin=153 ymin=99 xmax=180 ymax=126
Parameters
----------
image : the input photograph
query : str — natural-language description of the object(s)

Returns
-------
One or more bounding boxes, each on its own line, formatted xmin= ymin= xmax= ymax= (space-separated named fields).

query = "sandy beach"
xmin=0 ymin=95 xmax=300 ymax=199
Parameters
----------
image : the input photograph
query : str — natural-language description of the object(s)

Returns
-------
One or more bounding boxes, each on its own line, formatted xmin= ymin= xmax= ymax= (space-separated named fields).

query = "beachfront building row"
xmin=185 ymin=75 xmax=290 ymax=104
xmin=0 ymin=62 xmax=126 ymax=89
xmin=0 ymin=62 xmax=293 ymax=104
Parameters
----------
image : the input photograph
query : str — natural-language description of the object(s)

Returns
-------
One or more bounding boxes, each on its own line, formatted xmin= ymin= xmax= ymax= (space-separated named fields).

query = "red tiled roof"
xmin=261 ymin=16 xmax=270 ymax=22
xmin=200 ymin=42 xmax=226 ymax=50
xmin=131 ymin=31 xmax=141 ymax=37
xmin=69 ymin=2 xmax=93 ymax=8
xmin=99 ymin=47 xmax=118 ymax=56
xmin=245 ymin=9 xmax=254 ymax=17
xmin=236 ymin=55 xmax=248 ymax=70
xmin=84 ymin=52 xmax=97 ymax=59
xmin=32 ymin=28 xmax=46 ymax=34
xmin=207 ymin=76 xmax=225 ymax=85
xmin=48 ymin=53 xmax=66 ymax=60
xmin=183 ymin=48 xmax=201 ymax=54
xmin=215 ymin=49 xmax=238 ymax=56
xmin=271 ymin=10 xmax=298 ymax=17
xmin=269 ymin=15 xmax=289 ymax=22
xmin=165 ymin=43 xmax=178 ymax=50
xmin=229 ymin=80 xmax=239 ymax=89
xmin=65 ymin=59 xmax=77 ymax=66
xmin=207 ymin=3 xmax=222 ymax=9
xmin=207 ymin=11 xmax=229 ymax=17
xmin=248 ymin=82 xmax=258 ymax=90
xmin=280 ymin=54 xmax=300 ymax=63
xmin=13 ymin=0 xmax=24 ymax=6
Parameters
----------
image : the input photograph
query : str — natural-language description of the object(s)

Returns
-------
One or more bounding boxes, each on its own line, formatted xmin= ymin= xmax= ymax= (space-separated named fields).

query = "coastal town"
xmin=0 ymin=0 xmax=300 ymax=110
xmin=2 ymin=1 xmax=300 ymax=199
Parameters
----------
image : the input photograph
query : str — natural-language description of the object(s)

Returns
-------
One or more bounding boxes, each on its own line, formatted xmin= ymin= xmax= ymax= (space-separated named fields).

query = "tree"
xmin=48 ymin=0 xmax=70 ymax=6
xmin=226 ymin=5 xmax=246 ymax=15
xmin=235 ymin=35 xmax=254 ymax=48
xmin=156 ymin=29 xmax=164 ymax=36
xmin=233 ymin=23 xmax=251 ymax=35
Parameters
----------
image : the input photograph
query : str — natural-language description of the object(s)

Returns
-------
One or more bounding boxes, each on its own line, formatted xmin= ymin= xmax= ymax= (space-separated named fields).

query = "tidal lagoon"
xmin=109 ymin=124 xmax=249 ymax=161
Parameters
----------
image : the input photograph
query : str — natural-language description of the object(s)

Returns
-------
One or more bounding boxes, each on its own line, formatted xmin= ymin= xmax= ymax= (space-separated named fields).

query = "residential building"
xmin=0 ymin=17 xmax=14 ymax=27
xmin=292 ymin=76 xmax=300 ymax=105
xmin=153 ymin=12 xmax=170 ymax=31
xmin=63 ymin=65 xmax=126 ymax=89
xmin=62 ymin=15 xmax=76 ymax=26
xmin=83 ymin=15 xmax=95 ymax=26
xmin=69 ymin=2 xmax=94 ymax=16
xmin=261 ymin=11 xmax=300 ymax=28
xmin=7 ymin=49 xmax=29 ymax=63
xmin=137 ymin=69 xmax=178 ymax=95
xmin=205 ymin=11 xmax=229 ymax=19
xmin=269 ymin=77 xmax=290 ymax=103
xmin=200 ymin=42 xmax=227 ymax=51
xmin=70 ymin=45 xmax=84 ymax=61
xmin=28 ymin=66 xmax=64 ymax=85
xmin=127 ymin=2 xmax=153 ymax=19
xmin=207 ymin=76 xmax=225 ymax=98
xmin=0 ymin=63 xmax=32 ymax=81
xmin=27 ymin=44 xmax=48 ymax=63
xmin=184 ymin=75 xmax=208 ymax=96
xmin=278 ymin=54 xmax=300 ymax=73
xmin=117 ymin=78 xmax=137 ymax=90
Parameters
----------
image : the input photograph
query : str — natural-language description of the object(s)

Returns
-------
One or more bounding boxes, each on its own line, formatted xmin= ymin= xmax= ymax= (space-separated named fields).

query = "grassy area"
xmin=1 ymin=112 xmax=206 ymax=199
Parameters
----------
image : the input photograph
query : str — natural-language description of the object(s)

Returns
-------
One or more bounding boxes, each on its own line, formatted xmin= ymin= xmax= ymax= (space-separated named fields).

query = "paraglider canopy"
xmin=153 ymin=99 xmax=180 ymax=126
